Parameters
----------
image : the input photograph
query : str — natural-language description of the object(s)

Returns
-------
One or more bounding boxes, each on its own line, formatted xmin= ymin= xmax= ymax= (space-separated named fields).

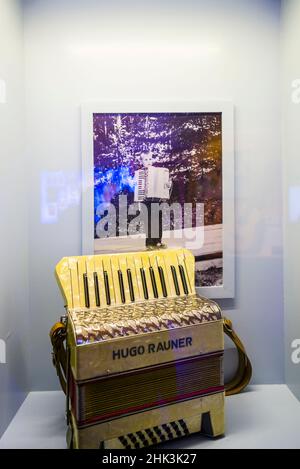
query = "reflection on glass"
xmin=40 ymin=171 xmax=81 ymax=224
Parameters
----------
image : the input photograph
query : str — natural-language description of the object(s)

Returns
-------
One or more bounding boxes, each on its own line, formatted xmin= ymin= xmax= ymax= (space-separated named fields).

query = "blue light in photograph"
xmin=94 ymin=166 xmax=135 ymax=225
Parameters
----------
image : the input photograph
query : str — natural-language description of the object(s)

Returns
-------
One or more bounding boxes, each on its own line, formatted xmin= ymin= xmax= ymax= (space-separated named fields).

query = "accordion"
xmin=134 ymin=166 xmax=171 ymax=202
xmin=53 ymin=248 xmax=225 ymax=449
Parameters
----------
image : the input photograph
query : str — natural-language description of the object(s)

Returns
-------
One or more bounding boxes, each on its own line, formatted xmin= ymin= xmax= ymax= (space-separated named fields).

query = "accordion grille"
xmin=73 ymin=353 xmax=223 ymax=427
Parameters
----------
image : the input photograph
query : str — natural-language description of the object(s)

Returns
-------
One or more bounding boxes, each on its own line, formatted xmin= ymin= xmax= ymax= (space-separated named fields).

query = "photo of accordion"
xmin=52 ymin=248 xmax=226 ymax=449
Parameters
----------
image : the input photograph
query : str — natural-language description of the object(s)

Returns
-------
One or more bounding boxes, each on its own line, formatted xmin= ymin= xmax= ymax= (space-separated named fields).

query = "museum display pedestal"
xmin=0 ymin=385 xmax=299 ymax=449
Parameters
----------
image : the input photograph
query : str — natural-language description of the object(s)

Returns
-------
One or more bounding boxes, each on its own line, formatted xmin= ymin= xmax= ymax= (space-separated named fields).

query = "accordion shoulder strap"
xmin=50 ymin=322 xmax=67 ymax=394
xmin=223 ymin=318 xmax=252 ymax=396
xmin=49 ymin=318 xmax=252 ymax=397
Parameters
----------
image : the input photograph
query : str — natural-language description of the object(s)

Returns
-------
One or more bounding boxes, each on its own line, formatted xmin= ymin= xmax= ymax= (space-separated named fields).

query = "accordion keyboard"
xmin=56 ymin=248 xmax=196 ymax=310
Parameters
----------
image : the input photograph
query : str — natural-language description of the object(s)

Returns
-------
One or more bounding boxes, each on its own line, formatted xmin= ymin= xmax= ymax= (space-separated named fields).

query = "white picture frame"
xmin=81 ymin=100 xmax=234 ymax=299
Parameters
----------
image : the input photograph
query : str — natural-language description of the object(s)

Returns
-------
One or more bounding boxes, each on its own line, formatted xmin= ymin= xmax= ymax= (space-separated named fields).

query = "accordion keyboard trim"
xmin=69 ymin=295 xmax=222 ymax=345
xmin=70 ymin=352 xmax=224 ymax=428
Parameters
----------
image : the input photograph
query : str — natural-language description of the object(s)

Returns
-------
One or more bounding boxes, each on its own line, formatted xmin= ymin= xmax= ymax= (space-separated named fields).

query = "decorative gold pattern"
xmin=69 ymin=295 xmax=221 ymax=345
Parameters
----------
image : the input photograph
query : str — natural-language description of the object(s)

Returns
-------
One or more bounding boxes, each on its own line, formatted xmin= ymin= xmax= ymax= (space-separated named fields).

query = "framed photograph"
xmin=81 ymin=101 xmax=234 ymax=298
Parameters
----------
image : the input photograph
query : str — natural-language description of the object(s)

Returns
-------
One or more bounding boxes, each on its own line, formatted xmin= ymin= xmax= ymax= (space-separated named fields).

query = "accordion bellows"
xmin=56 ymin=248 xmax=225 ymax=449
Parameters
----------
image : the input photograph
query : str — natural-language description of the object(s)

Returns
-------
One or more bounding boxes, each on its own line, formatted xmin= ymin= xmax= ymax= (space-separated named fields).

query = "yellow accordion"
xmin=53 ymin=248 xmax=226 ymax=449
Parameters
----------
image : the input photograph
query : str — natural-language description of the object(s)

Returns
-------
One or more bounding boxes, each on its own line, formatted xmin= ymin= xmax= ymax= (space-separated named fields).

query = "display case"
xmin=0 ymin=0 xmax=299 ymax=450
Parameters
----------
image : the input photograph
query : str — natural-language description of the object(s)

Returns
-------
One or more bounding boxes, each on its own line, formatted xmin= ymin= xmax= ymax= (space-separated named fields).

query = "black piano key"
xmin=118 ymin=270 xmax=126 ymax=304
xmin=171 ymin=266 xmax=180 ymax=296
xmin=179 ymin=265 xmax=189 ymax=295
xmin=140 ymin=268 xmax=149 ymax=300
xmin=93 ymin=272 xmax=100 ymax=307
xmin=158 ymin=266 xmax=168 ymax=297
xmin=149 ymin=267 xmax=158 ymax=298
xmin=83 ymin=273 xmax=90 ymax=308
xmin=103 ymin=271 xmax=111 ymax=305
xmin=127 ymin=269 xmax=135 ymax=302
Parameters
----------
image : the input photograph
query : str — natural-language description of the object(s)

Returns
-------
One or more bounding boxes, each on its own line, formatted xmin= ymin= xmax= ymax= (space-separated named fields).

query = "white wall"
xmin=282 ymin=0 xmax=300 ymax=401
xmin=0 ymin=0 xmax=29 ymax=436
xmin=23 ymin=0 xmax=283 ymax=389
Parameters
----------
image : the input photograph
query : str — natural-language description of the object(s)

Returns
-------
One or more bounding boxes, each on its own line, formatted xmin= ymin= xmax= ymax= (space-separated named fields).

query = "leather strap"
xmin=49 ymin=317 xmax=252 ymax=397
xmin=49 ymin=322 xmax=67 ymax=394
xmin=223 ymin=318 xmax=252 ymax=396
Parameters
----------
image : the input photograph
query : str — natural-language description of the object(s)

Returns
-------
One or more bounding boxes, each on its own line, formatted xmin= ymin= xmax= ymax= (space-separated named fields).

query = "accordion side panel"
xmin=104 ymin=415 xmax=202 ymax=449
xmin=70 ymin=320 xmax=224 ymax=381
xmin=71 ymin=392 xmax=225 ymax=449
